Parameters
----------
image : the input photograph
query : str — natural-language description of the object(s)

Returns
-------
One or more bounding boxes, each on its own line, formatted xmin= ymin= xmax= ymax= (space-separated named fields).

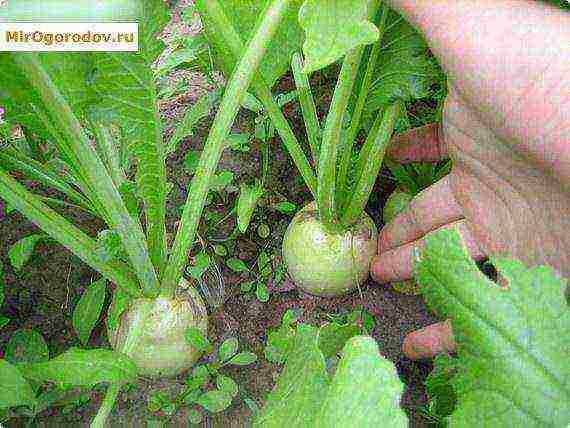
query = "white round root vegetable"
xmin=109 ymin=279 xmax=208 ymax=378
xmin=282 ymin=202 xmax=378 ymax=297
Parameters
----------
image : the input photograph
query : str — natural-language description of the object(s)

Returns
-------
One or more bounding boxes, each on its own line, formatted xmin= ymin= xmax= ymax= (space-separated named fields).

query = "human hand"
xmin=373 ymin=1 xmax=570 ymax=359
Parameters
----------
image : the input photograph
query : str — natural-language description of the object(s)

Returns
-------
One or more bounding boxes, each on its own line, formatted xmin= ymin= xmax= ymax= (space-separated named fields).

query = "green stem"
xmin=195 ymin=0 xmax=317 ymax=198
xmin=162 ymin=0 xmax=294 ymax=294
xmin=13 ymin=53 xmax=160 ymax=298
xmin=0 ymin=168 xmax=141 ymax=297
xmin=90 ymin=301 xmax=153 ymax=428
xmin=317 ymin=49 xmax=365 ymax=230
xmin=341 ymin=102 xmax=401 ymax=227
xmin=90 ymin=383 xmax=121 ymax=428
xmin=337 ymin=3 xmax=389 ymax=205
xmin=291 ymin=52 xmax=321 ymax=165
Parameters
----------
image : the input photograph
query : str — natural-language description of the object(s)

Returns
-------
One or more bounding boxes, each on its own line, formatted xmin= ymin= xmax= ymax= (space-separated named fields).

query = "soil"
xmin=0 ymin=3 xmax=442 ymax=427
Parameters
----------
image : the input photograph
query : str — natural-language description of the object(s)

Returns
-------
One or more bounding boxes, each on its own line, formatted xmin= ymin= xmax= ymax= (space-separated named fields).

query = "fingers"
xmin=372 ymin=219 xmax=486 ymax=283
xmin=403 ymin=320 xmax=456 ymax=360
xmin=379 ymin=176 xmax=462 ymax=253
xmin=388 ymin=123 xmax=448 ymax=163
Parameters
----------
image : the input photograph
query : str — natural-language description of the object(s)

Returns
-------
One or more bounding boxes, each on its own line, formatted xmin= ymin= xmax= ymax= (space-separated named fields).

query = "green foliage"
xmin=0 ymin=360 xmax=36 ymax=410
xmin=236 ymin=183 xmax=264 ymax=233
xmin=255 ymin=325 xmax=407 ymax=427
xmin=18 ymin=348 xmax=138 ymax=388
xmin=72 ymin=279 xmax=107 ymax=346
xmin=5 ymin=329 xmax=49 ymax=364
xmin=366 ymin=10 xmax=444 ymax=114
xmin=8 ymin=234 xmax=45 ymax=271
xmin=199 ymin=0 xmax=305 ymax=88
xmin=418 ymin=229 xmax=570 ymax=427
xmin=299 ymin=0 xmax=379 ymax=73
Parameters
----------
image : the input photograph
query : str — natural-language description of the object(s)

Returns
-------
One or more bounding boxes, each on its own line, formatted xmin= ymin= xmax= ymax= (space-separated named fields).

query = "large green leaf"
xmin=366 ymin=10 xmax=444 ymax=113
xmin=90 ymin=0 xmax=170 ymax=272
xmin=318 ymin=336 xmax=407 ymax=427
xmin=72 ymin=279 xmax=107 ymax=346
xmin=18 ymin=348 xmax=138 ymax=387
xmin=255 ymin=326 xmax=408 ymax=427
xmin=5 ymin=329 xmax=49 ymax=365
xmin=299 ymin=0 xmax=379 ymax=73
xmin=0 ymin=360 xmax=36 ymax=410
xmin=418 ymin=229 xmax=570 ymax=427
xmin=199 ymin=0 xmax=305 ymax=88
xmin=255 ymin=324 xmax=328 ymax=427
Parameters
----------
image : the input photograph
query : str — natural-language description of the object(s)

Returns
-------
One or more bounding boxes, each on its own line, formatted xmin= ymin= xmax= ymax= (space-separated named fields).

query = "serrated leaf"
xmin=418 ymin=228 xmax=570 ymax=427
xmin=319 ymin=337 xmax=407 ymax=426
xmin=73 ymin=279 xmax=107 ymax=346
xmin=218 ymin=337 xmax=239 ymax=363
xmin=236 ymin=183 xmax=264 ymax=233
xmin=255 ymin=324 xmax=328 ymax=427
xmin=18 ymin=348 xmax=137 ymax=387
xmin=199 ymin=0 xmax=305 ymax=88
xmin=9 ymin=234 xmax=44 ymax=271
xmin=197 ymin=390 xmax=233 ymax=413
xmin=5 ymin=329 xmax=49 ymax=365
xmin=90 ymin=0 xmax=170 ymax=271
xmin=299 ymin=0 xmax=379 ymax=73
xmin=216 ymin=375 xmax=239 ymax=397
xmin=226 ymin=258 xmax=248 ymax=273
xmin=0 ymin=359 xmax=36 ymax=410
xmin=228 ymin=352 xmax=258 ymax=366
xmin=366 ymin=11 xmax=444 ymax=113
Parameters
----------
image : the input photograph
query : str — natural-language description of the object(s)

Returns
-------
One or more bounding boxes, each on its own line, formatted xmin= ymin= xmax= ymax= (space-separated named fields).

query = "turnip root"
xmin=282 ymin=202 xmax=378 ymax=297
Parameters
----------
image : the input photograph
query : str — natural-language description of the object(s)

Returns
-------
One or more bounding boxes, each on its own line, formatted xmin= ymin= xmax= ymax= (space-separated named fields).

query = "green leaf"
xmin=0 ymin=317 xmax=10 ymax=329
xmin=187 ymin=251 xmax=211 ymax=280
xmin=186 ymin=365 xmax=210 ymax=390
xmin=216 ymin=375 xmax=239 ymax=397
xmin=95 ymin=230 xmax=124 ymax=263
xmin=241 ymin=281 xmax=255 ymax=293
xmin=237 ymin=183 xmax=264 ymax=233
xmin=106 ymin=286 xmax=131 ymax=334
xmin=226 ymin=133 xmax=251 ymax=152
xmin=72 ymin=279 xmax=107 ymax=346
xmin=196 ymin=390 xmax=233 ymax=413
xmin=272 ymin=201 xmax=297 ymax=215
xmin=318 ymin=336 xmax=407 ymax=427
xmin=184 ymin=150 xmax=202 ymax=175
xmin=218 ymin=337 xmax=239 ymax=362
xmin=90 ymin=0 xmax=171 ymax=271
xmin=185 ymin=327 xmax=212 ymax=353
xmin=188 ymin=408 xmax=203 ymax=425
xmin=18 ymin=348 xmax=137 ymax=387
xmin=5 ymin=329 xmax=49 ymax=365
xmin=299 ymin=0 xmax=379 ymax=73
xmin=383 ymin=190 xmax=413 ymax=224
xmin=255 ymin=324 xmax=328 ymax=426
xmin=366 ymin=11 xmax=444 ymax=113
xmin=226 ymin=258 xmax=248 ymax=273
xmin=257 ymin=224 xmax=270 ymax=239
xmin=318 ymin=322 xmax=361 ymax=359
xmin=210 ymin=171 xmax=235 ymax=191
xmin=418 ymin=228 xmax=570 ymax=427
xmin=199 ymin=0 xmax=305 ymax=88
xmin=0 ymin=359 xmax=36 ymax=410
xmin=168 ymin=93 xmax=216 ymax=154
xmin=213 ymin=244 xmax=227 ymax=256
xmin=9 ymin=234 xmax=44 ymax=271
xmin=256 ymin=282 xmax=270 ymax=303
xmin=228 ymin=351 xmax=258 ymax=366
